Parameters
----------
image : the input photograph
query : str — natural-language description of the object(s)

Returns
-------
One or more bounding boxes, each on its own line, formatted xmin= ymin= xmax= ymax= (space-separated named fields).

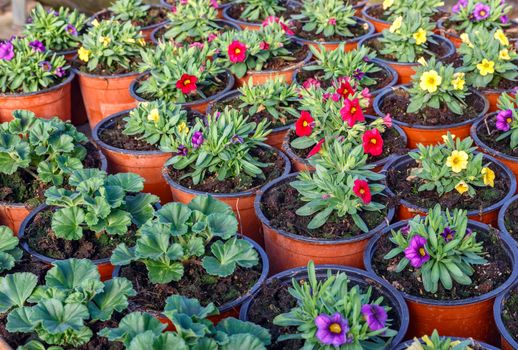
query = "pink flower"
xmin=361 ymin=88 xmax=371 ymax=100
xmin=262 ymin=16 xmax=279 ymax=26
xmin=383 ymin=114 xmax=392 ymax=128
xmin=331 ymin=93 xmax=341 ymax=102
xmin=302 ymin=78 xmax=320 ymax=89
xmin=308 ymin=138 xmax=325 ymax=158
xmin=207 ymin=33 xmax=218 ymax=42
xmin=259 ymin=41 xmax=269 ymax=50
xmin=180 ymin=0 xmax=188 ymax=4
xmin=189 ymin=42 xmax=204 ymax=49
xmin=340 ymin=98 xmax=365 ymax=127
xmin=210 ymin=0 xmax=219 ymax=8
xmin=328 ymin=18 xmax=337 ymax=25
xmin=228 ymin=40 xmax=247 ymax=63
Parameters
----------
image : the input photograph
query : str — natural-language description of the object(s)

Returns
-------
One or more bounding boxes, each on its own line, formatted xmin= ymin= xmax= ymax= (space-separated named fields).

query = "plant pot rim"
xmin=373 ymin=85 xmax=489 ymax=130
xmin=206 ymin=89 xmax=295 ymax=134
xmin=494 ymin=279 xmax=518 ymax=349
xmin=239 ymin=264 xmax=410 ymax=348
xmin=72 ymin=65 xmax=141 ymax=79
xmin=497 ymin=194 xmax=518 ymax=242
xmin=394 ymin=336 xmax=500 ymax=350
xmin=254 ymin=172 xmax=396 ymax=245
xmin=365 ymin=219 xmax=518 ymax=306
xmin=471 ymin=112 xmax=518 ymax=164
xmin=382 ymin=152 xmax=517 ymax=217
xmin=150 ymin=19 xmax=241 ymax=45
xmin=53 ymin=47 xmax=78 ymax=57
xmin=162 ymin=144 xmax=292 ymax=198
xmin=112 ymin=233 xmax=270 ymax=314
xmin=361 ymin=4 xmax=388 ymax=26
xmin=89 ymin=4 xmax=170 ymax=32
xmin=0 ymin=71 xmax=75 ymax=98
xmin=358 ymin=33 xmax=456 ymax=67
xmin=129 ymin=70 xmax=236 ymax=108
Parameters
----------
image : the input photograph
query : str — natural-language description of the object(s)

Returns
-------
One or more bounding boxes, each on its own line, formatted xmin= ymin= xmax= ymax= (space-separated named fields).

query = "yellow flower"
xmin=78 ymin=47 xmax=91 ymax=62
xmin=147 ymin=108 xmax=160 ymax=123
xmin=91 ymin=19 xmax=100 ymax=27
xmin=455 ymin=181 xmax=469 ymax=194
xmin=383 ymin=0 xmax=394 ymax=10
xmin=389 ymin=16 xmax=403 ymax=33
xmin=138 ymin=32 xmax=146 ymax=46
xmin=99 ymin=36 xmax=111 ymax=47
xmin=494 ymin=29 xmax=509 ymax=46
xmin=177 ymin=122 xmax=189 ymax=134
xmin=419 ymin=70 xmax=442 ymax=93
xmin=405 ymin=340 xmax=425 ymax=350
xmin=417 ymin=57 xmax=428 ymax=66
xmin=477 ymin=59 xmax=495 ymax=76
xmin=481 ymin=167 xmax=495 ymax=187
xmin=446 ymin=150 xmax=469 ymax=173
xmin=126 ymin=38 xmax=136 ymax=44
xmin=460 ymin=33 xmax=473 ymax=48
xmin=413 ymin=28 xmax=427 ymax=46
xmin=421 ymin=335 xmax=433 ymax=347
xmin=499 ymin=49 xmax=511 ymax=60
xmin=442 ymin=134 xmax=455 ymax=142
xmin=452 ymin=72 xmax=465 ymax=90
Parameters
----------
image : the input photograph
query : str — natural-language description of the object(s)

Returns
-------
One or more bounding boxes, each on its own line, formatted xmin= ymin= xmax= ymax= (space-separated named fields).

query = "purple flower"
xmin=314 ymin=312 xmax=350 ymax=347
xmin=452 ymin=0 xmax=467 ymax=13
xmin=321 ymin=194 xmax=331 ymax=200
xmin=54 ymin=66 xmax=66 ymax=77
xmin=191 ymin=131 xmax=204 ymax=148
xmin=441 ymin=227 xmax=456 ymax=242
xmin=0 ymin=41 xmax=14 ymax=61
xmin=353 ymin=69 xmax=365 ymax=81
xmin=401 ymin=224 xmax=411 ymax=235
xmin=361 ymin=304 xmax=388 ymax=331
xmin=29 ymin=40 xmax=45 ymax=52
xmin=65 ymin=24 xmax=78 ymax=36
xmin=231 ymin=134 xmax=244 ymax=144
xmin=362 ymin=56 xmax=370 ymax=62
xmin=496 ymin=109 xmax=513 ymax=131
xmin=473 ymin=3 xmax=491 ymax=21
xmin=501 ymin=15 xmax=509 ymax=24
xmin=39 ymin=61 xmax=52 ymax=72
xmin=404 ymin=235 xmax=430 ymax=268
xmin=465 ymin=228 xmax=473 ymax=237
xmin=47 ymin=9 xmax=58 ymax=16
xmin=177 ymin=144 xmax=188 ymax=156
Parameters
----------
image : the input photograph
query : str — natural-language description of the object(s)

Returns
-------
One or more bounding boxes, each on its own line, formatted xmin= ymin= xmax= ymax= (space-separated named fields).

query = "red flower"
xmin=353 ymin=179 xmax=372 ymax=204
xmin=362 ymin=129 xmax=384 ymax=156
xmin=340 ymin=98 xmax=365 ymax=127
xmin=308 ymin=138 xmax=325 ymax=158
xmin=336 ymin=78 xmax=355 ymax=99
xmin=176 ymin=74 xmax=198 ymax=94
xmin=259 ymin=41 xmax=269 ymax=50
xmin=228 ymin=40 xmax=247 ymax=63
xmin=295 ymin=111 xmax=314 ymax=137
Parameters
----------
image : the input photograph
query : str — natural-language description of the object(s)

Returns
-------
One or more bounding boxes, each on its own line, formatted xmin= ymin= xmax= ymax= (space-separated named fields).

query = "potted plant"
xmin=438 ymin=0 xmax=513 ymax=48
xmin=0 ymin=226 xmax=22 ymax=277
xmin=385 ymin=133 xmax=515 ymax=225
xmin=214 ymin=20 xmax=311 ymax=86
xmin=0 ymin=259 xmax=136 ymax=349
xmin=362 ymin=0 xmax=446 ymax=33
xmin=100 ymin=295 xmax=272 ymax=348
xmin=290 ymin=0 xmax=374 ymax=52
xmin=498 ymin=194 xmax=518 ymax=245
xmin=359 ymin=10 xmax=455 ymax=84
xmin=240 ymin=261 xmax=409 ymax=349
xmin=0 ymin=37 xmax=73 ymax=123
xmin=256 ymin=138 xmax=395 ymax=272
xmin=471 ymin=93 xmax=518 ymax=178
xmin=0 ymin=110 xmax=106 ymax=234
xmin=284 ymin=81 xmax=406 ymax=172
xmin=223 ymin=0 xmax=297 ymax=31
xmin=92 ymin=0 xmax=169 ymax=42
xmin=395 ymin=330 xmax=500 ymax=350
xmin=373 ymin=58 xmax=488 ymax=147
xmin=18 ymin=168 xmax=159 ymax=280
xmin=494 ymin=280 xmax=518 ymax=350
xmin=74 ymin=18 xmax=146 ymax=129
xmin=131 ymin=43 xmax=234 ymax=114
xmin=208 ymin=78 xmax=300 ymax=149
xmin=110 ymin=195 xmax=269 ymax=326
xmin=162 ymin=0 xmax=236 ymax=19
xmin=163 ymin=108 xmax=290 ymax=244
xmin=457 ymin=28 xmax=518 ymax=112
xmin=364 ymin=205 xmax=518 ymax=343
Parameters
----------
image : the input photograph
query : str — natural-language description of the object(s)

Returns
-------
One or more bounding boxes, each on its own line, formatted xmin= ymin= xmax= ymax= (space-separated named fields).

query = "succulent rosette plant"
xmin=447 ymin=0 xmax=512 ymax=34
xmin=378 ymin=0 xmax=445 ymax=22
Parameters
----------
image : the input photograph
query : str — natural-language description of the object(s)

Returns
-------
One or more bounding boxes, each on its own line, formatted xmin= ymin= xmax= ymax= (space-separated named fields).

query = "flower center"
xmin=507 ymin=117 xmax=513 ymax=123
xmin=479 ymin=10 xmax=486 ymax=16
xmin=184 ymin=79 xmax=191 ymax=85
xmin=359 ymin=189 xmax=365 ymax=194
xmin=329 ymin=323 xmax=342 ymax=334
xmin=351 ymin=107 xmax=357 ymax=113
xmin=427 ymin=77 xmax=436 ymax=85
xmin=419 ymin=247 xmax=426 ymax=257
xmin=370 ymin=138 xmax=377 ymax=144
xmin=452 ymin=157 xmax=460 ymax=165
xmin=235 ymin=48 xmax=241 ymax=54
xmin=303 ymin=121 xmax=308 ymax=127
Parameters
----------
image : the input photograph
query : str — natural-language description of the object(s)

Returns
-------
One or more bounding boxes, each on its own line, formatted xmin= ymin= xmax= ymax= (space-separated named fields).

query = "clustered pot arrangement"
xmin=0 ymin=110 xmax=106 ymax=234
xmin=223 ymin=0 xmax=297 ymax=31
xmin=396 ymin=330 xmax=500 ymax=350
xmin=365 ymin=205 xmax=518 ymax=343
xmin=494 ymin=279 xmax=518 ymax=350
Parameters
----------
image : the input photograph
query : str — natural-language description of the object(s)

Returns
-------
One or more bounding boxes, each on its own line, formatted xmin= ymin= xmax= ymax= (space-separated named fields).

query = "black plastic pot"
xmin=494 ymin=279 xmax=518 ymax=350
xmin=149 ymin=19 xmax=241 ymax=45
xmin=498 ymin=195 xmax=518 ymax=246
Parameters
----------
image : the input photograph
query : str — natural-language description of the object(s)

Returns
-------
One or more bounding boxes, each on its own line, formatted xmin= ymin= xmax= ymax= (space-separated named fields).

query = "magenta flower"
xmin=401 ymin=224 xmax=410 ymax=235
xmin=452 ymin=0 xmax=467 ymax=13
xmin=191 ymin=131 xmax=204 ymax=148
xmin=0 ymin=41 xmax=14 ymax=61
xmin=496 ymin=109 xmax=513 ymax=131
xmin=404 ymin=235 xmax=430 ymax=268
xmin=39 ymin=61 xmax=52 ymax=72
xmin=259 ymin=41 xmax=269 ymax=50
xmin=383 ymin=113 xmax=392 ymax=128
xmin=54 ymin=67 xmax=66 ymax=77
xmin=361 ymin=304 xmax=388 ymax=331
xmin=473 ymin=3 xmax=491 ymax=20
xmin=353 ymin=69 xmax=365 ymax=81
xmin=189 ymin=42 xmax=204 ymax=49
xmin=441 ymin=227 xmax=456 ymax=242
xmin=65 ymin=24 xmax=78 ymax=36
xmin=315 ymin=313 xmax=350 ymax=347
xmin=501 ymin=15 xmax=509 ymax=24
xmin=210 ymin=0 xmax=219 ymax=8
xmin=177 ymin=144 xmax=188 ymax=156
xmin=207 ymin=33 xmax=218 ymax=42
xmin=231 ymin=134 xmax=244 ymax=144
xmin=29 ymin=40 xmax=45 ymax=52
xmin=328 ymin=18 xmax=337 ymax=25
xmin=302 ymin=78 xmax=320 ymax=89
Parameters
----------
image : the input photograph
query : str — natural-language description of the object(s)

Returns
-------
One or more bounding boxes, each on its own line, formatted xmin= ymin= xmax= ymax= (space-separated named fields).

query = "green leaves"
xmin=202 ymin=238 xmax=259 ymax=277
xmin=292 ymin=0 xmax=356 ymax=38
xmin=0 ymin=273 xmax=38 ymax=313
xmin=109 ymin=0 xmax=150 ymax=22
xmin=163 ymin=294 xmax=218 ymax=321
xmin=99 ymin=312 xmax=166 ymax=347
xmin=0 ymin=226 xmax=22 ymax=274
xmin=164 ymin=0 xmax=219 ymax=43
xmin=239 ymin=0 xmax=285 ymax=21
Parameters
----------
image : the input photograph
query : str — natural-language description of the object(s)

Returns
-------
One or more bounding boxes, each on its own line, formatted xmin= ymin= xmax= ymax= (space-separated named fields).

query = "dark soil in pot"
xmin=74 ymin=58 xmax=142 ymax=76
xmin=0 ymin=143 xmax=103 ymax=207
xmin=502 ymin=288 xmax=518 ymax=343
xmin=372 ymin=227 xmax=512 ymax=300
xmin=364 ymin=36 xmax=450 ymax=62
xmin=476 ymin=117 xmax=518 ymax=158
xmin=166 ymin=147 xmax=286 ymax=193
xmin=503 ymin=200 xmax=518 ymax=241
xmin=227 ymin=0 xmax=299 ymax=23
xmin=95 ymin=7 xmax=168 ymax=28
xmin=249 ymin=43 xmax=309 ymax=71
xmin=0 ymin=252 xmax=50 ymax=283
xmin=291 ymin=20 xmax=369 ymax=42
xmin=366 ymin=5 xmax=447 ymax=24
xmin=379 ymin=88 xmax=486 ymax=126
xmin=387 ymin=159 xmax=509 ymax=212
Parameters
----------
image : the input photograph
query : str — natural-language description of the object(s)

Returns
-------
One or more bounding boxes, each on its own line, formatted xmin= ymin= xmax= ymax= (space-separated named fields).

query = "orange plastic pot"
xmin=93 ymin=111 xmax=174 ymax=203
xmin=255 ymin=173 xmax=395 ymax=274
xmin=383 ymin=153 xmax=517 ymax=226
xmin=163 ymin=146 xmax=291 ymax=246
xmin=0 ymin=73 xmax=74 ymax=123
xmin=75 ymin=68 xmax=139 ymax=129
xmin=352 ymin=0 xmax=368 ymax=16
xmin=0 ymin=203 xmax=30 ymax=235
xmin=57 ymin=50 xmax=88 ymax=126
xmin=130 ymin=71 xmax=235 ymax=115
xmin=365 ymin=220 xmax=518 ymax=345
xmin=481 ymin=88 xmax=515 ymax=113
xmin=361 ymin=4 xmax=390 ymax=33
xmin=373 ymin=86 xmax=489 ymax=147
xmin=494 ymin=280 xmax=518 ymax=350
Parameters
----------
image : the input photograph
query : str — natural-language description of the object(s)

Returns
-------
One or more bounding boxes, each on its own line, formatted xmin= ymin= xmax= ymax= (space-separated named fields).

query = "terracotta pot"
xmin=358 ymin=33 xmax=456 ymax=84
xmin=150 ymin=19 xmax=241 ymax=45
xmin=361 ymin=4 xmax=390 ymax=33
xmin=471 ymin=113 xmax=518 ymax=181
xmin=130 ymin=71 xmax=235 ymax=115
xmin=383 ymin=153 xmax=517 ymax=226
xmin=365 ymin=220 xmax=518 ymax=345
xmin=293 ymin=17 xmax=374 ymax=52
xmin=75 ymin=68 xmax=140 ymax=129
xmin=480 ymin=88 xmax=515 ymax=113
xmin=351 ymin=0 xmax=368 ymax=16
xmin=394 ymin=337 xmax=499 ymax=350
xmin=494 ymin=280 xmax=518 ymax=350
xmin=498 ymin=195 xmax=518 ymax=246
xmin=255 ymin=172 xmax=395 ymax=273
xmin=0 ymin=73 xmax=74 ymax=123
xmin=206 ymin=90 xmax=295 ymax=150
xmin=239 ymin=264 xmax=410 ymax=348
xmin=92 ymin=111 xmax=174 ymax=203
xmin=373 ymin=86 xmax=489 ymax=147
xmin=162 ymin=146 xmax=291 ymax=246
xmin=113 ymin=235 xmax=269 ymax=330
xmin=56 ymin=49 xmax=88 ymax=126
xmin=18 ymin=204 xmax=114 ymax=281
xmin=0 ymin=338 xmax=12 ymax=350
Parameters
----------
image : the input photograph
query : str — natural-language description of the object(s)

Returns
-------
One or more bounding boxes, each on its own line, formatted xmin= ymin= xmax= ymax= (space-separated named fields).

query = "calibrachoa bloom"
xmin=0 ymin=41 xmax=14 ymax=61
xmin=353 ymin=69 xmax=365 ymax=81
xmin=451 ymin=72 xmax=465 ymax=90
xmin=302 ymin=78 xmax=320 ymax=89
xmin=65 ymin=24 xmax=78 ymax=36
xmin=441 ymin=227 xmax=456 ymax=242
xmin=481 ymin=167 xmax=495 ymax=187
xmin=389 ymin=16 xmax=403 ymax=33
xmin=295 ymin=111 xmax=314 ymax=137
xmin=494 ymin=29 xmax=510 ymax=46
xmin=452 ymin=0 xmax=467 ymax=13
xmin=353 ymin=179 xmax=371 ymax=204
xmin=496 ymin=109 xmax=513 ymax=131
xmin=176 ymin=74 xmax=198 ymax=94
xmin=29 ymin=40 xmax=45 ymax=52
xmin=455 ymin=180 xmax=469 ymax=194
xmin=228 ymin=40 xmax=247 ymax=63
xmin=404 ymin=235 xmax=430 ymax=268
xmin=362 ymin=129 xmax=384 ymax=156
xmin=401 ymin=224 xmax=411 ymax=235
xmin=231 ymin=134 xmax=244 ymax=144
xmin=54 ymin=66 xmax=65 ymax=77
xmin=192 ymin=131 xmax=204 ymax=148
xmin=262 ymin=16 xmax=294 ymax=35
xmin=413 ymin=28 xmax=427 ymax=45
xmin=177 ymin=121 xmax=190 ymax=134
xmin=177 ymin=144 xmax=188 ymax=156
xmin=314 ymin=313 xmax=350 ymax=347
xmin=308 ymin=138 xmax=325 ymax=158
xmin=38 ymin=61 xmax=52 ymax=72
xmin=328 ymin=18 xmax=337 ymax=25
xmin=147 ymin=108 xmax=160 ymax=123
xmin=477 ymin=59 xmax=495 ymax=76
xmin=501 ymin=15 xmax=509 ymax=24
xmin=446 ymin=150 xmax=469 ymax=173
xmin=383 ymin=113 xmax=392 ymax=127
xmin=259 ymin=41 xmax=269 ymax=50
xmin=340 ymin=98 xmax=365 ymax=127
xmin=361 ymin=304 xmax=388 ymax=331
xmin=336 ymin=78 xmax=354 ymax=99
xmin=473 ymin=2 xmax=491 ymax=21
xmin=78 ymin=47 xmax=90 ymax=62
xmin=419 ymin=70 xmax=442 ymax=93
